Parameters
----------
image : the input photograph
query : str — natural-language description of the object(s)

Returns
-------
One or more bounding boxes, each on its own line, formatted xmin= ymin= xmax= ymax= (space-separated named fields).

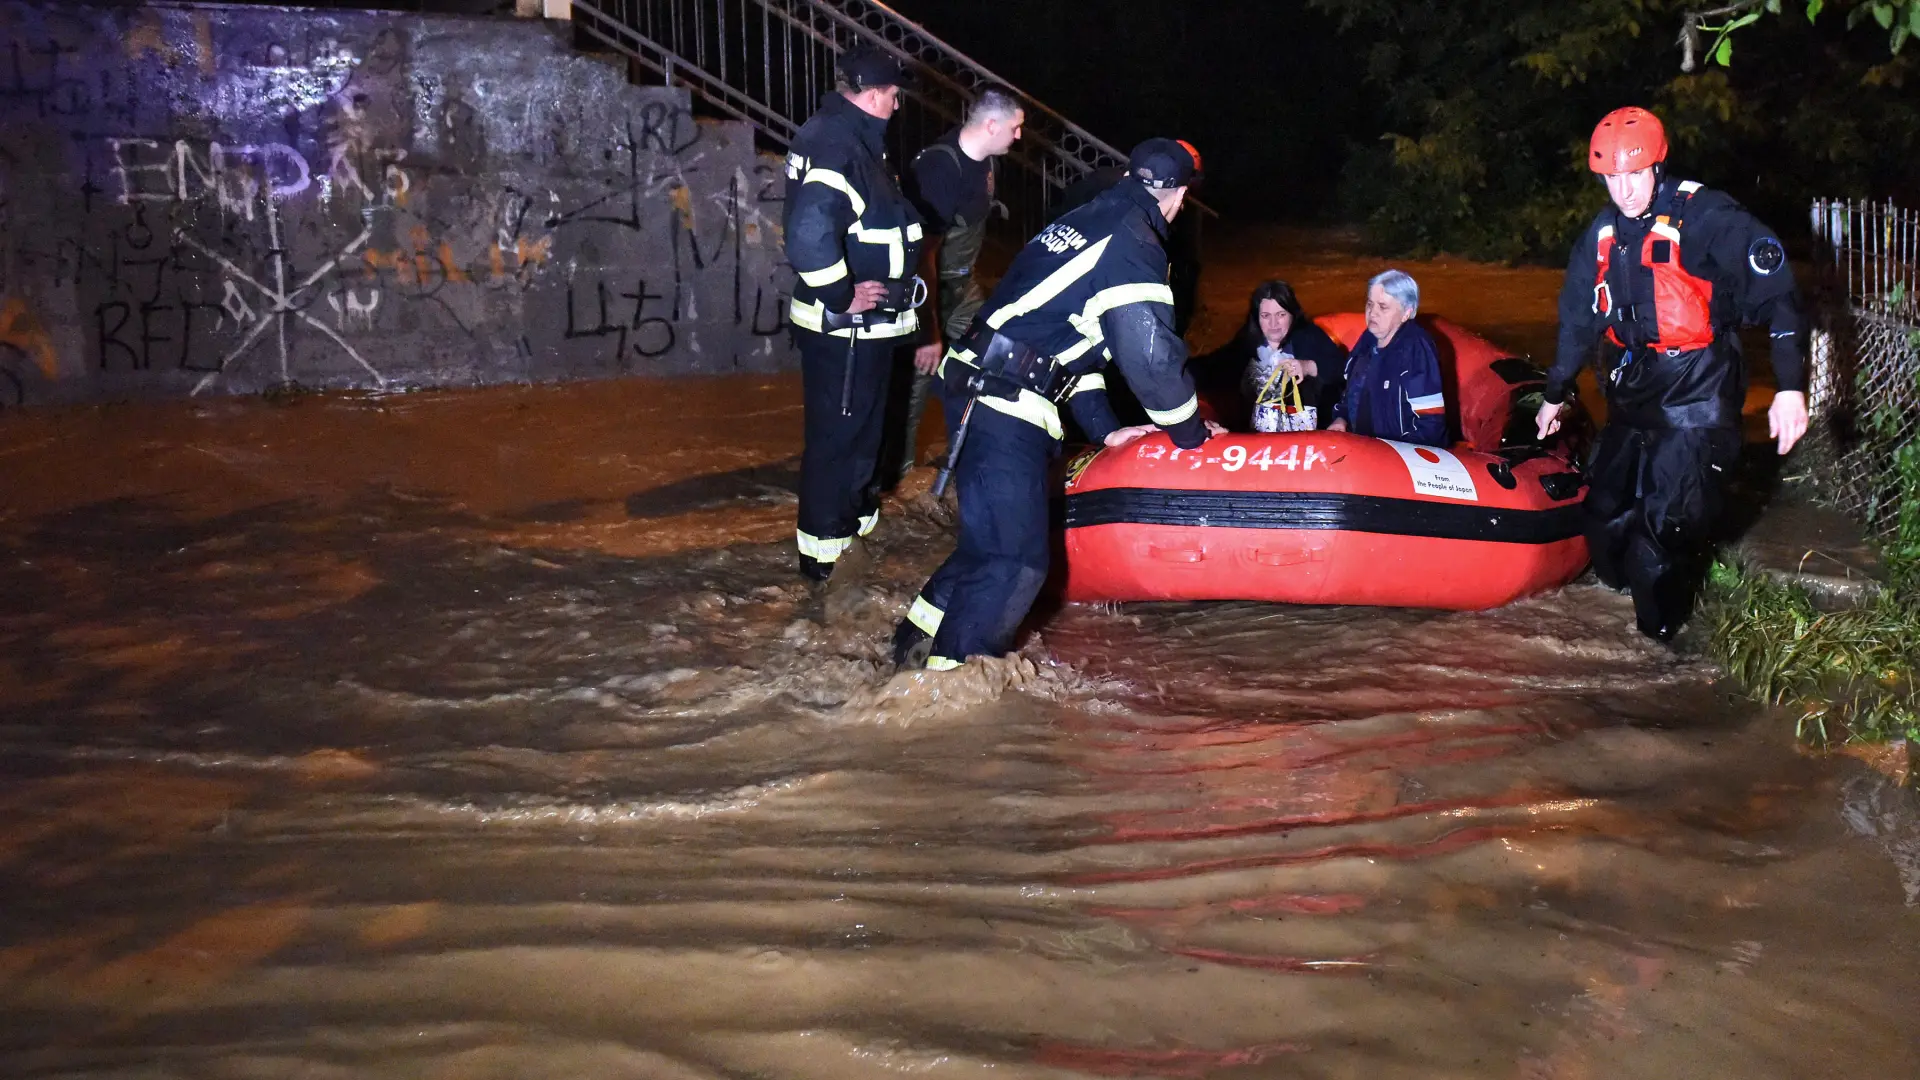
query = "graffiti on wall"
xmin=0 ymin=1 xmax=794 ymax=406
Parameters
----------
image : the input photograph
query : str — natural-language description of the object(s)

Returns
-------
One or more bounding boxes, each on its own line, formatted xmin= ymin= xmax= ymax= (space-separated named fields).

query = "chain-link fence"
xmin=1803 ymin=198 xmax=1920 ymax=541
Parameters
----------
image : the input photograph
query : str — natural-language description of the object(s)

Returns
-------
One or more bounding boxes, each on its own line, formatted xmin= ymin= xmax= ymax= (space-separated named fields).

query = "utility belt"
xmin=931 ymin=323 xmax=1077 ymax=491
xmin=946 ymin=325 xmax=1073 ymax=403
xmin=819 ymin=275 xmax=928 ymax=331
xmin=1604 ymin=338 xmax=1741 ymax=430
xmin=1606 ymin=336 xmax=1719 ymax=381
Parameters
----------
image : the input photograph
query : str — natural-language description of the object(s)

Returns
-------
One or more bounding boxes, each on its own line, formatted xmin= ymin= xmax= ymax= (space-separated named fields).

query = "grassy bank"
xmin=1703 ymin=560 xmax=1919 ymax=746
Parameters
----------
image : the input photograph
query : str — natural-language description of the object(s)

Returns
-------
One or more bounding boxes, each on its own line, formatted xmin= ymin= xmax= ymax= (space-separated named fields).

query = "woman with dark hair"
xmin=1192 ymin=279 xmax=1347 ymax=430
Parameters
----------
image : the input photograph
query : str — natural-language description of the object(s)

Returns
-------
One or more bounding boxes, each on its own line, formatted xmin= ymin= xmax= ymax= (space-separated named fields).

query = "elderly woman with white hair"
xmin=1327 ymin=269 xmax=1449 ymax=447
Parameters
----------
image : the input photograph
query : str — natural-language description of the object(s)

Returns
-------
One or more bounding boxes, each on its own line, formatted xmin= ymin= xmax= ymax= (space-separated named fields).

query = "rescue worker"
xmin=890 ymin=84 xmax=1026 ymax=478
xmin=1535 ymin=107 xmax=1809 ymax=642
xmin=783 ymin=45 xmax=927 ymax=582
xmin=1058 ymin=165 xmax=1205 ymax=338
xmin=892 ymin=139 xmax=1223 ymax=671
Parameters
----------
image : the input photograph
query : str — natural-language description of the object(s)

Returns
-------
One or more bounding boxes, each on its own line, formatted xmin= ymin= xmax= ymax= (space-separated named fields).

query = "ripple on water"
xmin=1 ymin=329 xmax=1915 ymax=1078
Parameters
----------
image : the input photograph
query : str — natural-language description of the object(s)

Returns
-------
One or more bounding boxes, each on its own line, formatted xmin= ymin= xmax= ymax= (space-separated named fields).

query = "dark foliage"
xmin=1309 ymin=0 xmax=1920 ymax=260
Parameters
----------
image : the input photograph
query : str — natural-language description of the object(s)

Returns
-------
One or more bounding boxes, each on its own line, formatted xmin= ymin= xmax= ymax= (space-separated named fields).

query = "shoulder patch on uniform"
xmin=1748 ymin=237 xmax=1785 ymax=275
xmin=1036 ymin=221 xmax=1091 ymax=254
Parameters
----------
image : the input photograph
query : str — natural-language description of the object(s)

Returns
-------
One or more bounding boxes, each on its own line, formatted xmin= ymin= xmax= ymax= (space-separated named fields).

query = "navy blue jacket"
xmin=1333 ymin=320 xmax=1448 ymax=446
xmin=943 ymin=181 xmax=1205 ymax=448
xmin=782 ymin=93 xmax=925 ymax=339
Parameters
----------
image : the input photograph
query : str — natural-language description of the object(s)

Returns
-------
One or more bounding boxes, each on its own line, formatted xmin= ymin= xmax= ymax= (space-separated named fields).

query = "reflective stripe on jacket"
xmin=782 ymin=93 xmax=925 ymax=340
xmin=942 ymin=181 xmax=1204 ymax=447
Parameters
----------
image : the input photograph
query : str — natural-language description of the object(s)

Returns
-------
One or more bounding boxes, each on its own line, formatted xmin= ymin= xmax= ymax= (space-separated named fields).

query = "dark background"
xmin=888 ymin=0 xmax=1918 ymax=259
xmin=884 ymin=0 xmax=1372 ymax=225
xmin=170 ymin=0 xmax=1920 ymax=259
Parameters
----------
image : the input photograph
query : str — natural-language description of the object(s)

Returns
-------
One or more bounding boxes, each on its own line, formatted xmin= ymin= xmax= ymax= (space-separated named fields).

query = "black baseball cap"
xmin=836 ymin=45 xmax=912 ymax=90
xmin=1128 ymin=138 xmax=1202 ymax=189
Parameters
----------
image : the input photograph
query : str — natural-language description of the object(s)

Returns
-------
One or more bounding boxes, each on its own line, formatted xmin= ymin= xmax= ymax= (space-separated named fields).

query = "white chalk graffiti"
xmin=324 ymin=93 xmax=377 ymax=202
xmin=107 ymin=138 xmax=312 ymax=219
xmin=328 ymin=286 xmax=382 ymax=331
xmin=174 ymin=196 xmax=384 ymax=394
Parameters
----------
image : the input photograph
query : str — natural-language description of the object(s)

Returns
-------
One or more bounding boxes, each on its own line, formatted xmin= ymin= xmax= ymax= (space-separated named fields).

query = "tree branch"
xmin=1680 ymin=0 xmax=1769 ymax=70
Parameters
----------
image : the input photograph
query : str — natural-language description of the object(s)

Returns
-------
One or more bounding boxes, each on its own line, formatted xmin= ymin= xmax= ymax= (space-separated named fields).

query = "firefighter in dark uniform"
xmin=783 ymin=46 xmax=927 ymax=581
xmin=893 ymin=139 xmax=1222 ymax=671
xmin=1535 ymin=107 xmax=1809 ymax=641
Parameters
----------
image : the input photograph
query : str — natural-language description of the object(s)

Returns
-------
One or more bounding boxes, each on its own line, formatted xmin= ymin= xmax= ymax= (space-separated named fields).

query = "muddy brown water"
xmin=2 ymin=228 xmax=1916 ymax=1078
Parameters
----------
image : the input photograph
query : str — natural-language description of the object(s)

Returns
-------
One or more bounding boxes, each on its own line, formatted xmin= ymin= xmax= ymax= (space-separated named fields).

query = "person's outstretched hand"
xmin=1769 ymin=390 xmax=1808 ymax=455
xmin=1535 ymin=400 xmax=1567 ymax=441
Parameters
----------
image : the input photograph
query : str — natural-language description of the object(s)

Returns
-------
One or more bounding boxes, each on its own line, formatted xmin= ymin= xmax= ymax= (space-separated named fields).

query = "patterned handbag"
xmin=1252 ymin=364 xmax=1317 ymax=433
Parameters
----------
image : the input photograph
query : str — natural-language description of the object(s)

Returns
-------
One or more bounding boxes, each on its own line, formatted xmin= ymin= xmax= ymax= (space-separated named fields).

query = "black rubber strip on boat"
xmin=1062 ymin=487 xmax=1584 ymax=545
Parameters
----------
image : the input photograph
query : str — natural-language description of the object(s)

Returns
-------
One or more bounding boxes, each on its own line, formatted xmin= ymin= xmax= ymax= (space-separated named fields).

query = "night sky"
xmin=179 ymin=0 xmax=1920 ymax=239
xmin=886 ymin=0 xmax=1370 ymax=221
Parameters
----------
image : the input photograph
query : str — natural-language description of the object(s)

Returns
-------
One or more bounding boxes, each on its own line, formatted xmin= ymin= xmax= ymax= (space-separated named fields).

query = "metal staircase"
xmin=568 ymin=0 xmax=1130 ymax=237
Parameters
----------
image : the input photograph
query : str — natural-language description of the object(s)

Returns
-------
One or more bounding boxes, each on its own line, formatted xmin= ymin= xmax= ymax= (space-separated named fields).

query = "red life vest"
xmin=1591 ymin=180 xmax=1715 ymax=351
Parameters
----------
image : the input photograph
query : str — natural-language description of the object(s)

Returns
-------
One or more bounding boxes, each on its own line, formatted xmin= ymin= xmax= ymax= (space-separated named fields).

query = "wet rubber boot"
xmin=1623 ymin=532 xmax=1678 ymax=643
xmin=892 ymin=619 xmax=933 ymax=671
xmin=820 ymin=537 xmax=875 ymax=625
xmin=1632 ymin=591 xmax=1678 ymax=644
xmin=1628 ymin=562 xmax=1697 ymax=644
xmin=799 ymin=554 xmax=834 ymax=583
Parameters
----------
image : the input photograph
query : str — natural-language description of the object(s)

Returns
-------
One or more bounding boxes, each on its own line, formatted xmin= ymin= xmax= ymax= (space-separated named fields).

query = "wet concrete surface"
xmin=1 ymin=231 xmax=1916 ymax=1078
xmin=1731 ymin=485 xmax=1887 ymax=607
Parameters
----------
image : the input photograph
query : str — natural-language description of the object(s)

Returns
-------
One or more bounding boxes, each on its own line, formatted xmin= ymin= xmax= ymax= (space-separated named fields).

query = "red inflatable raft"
xmin=1060 ymin=315 xmax=1589 ymax=610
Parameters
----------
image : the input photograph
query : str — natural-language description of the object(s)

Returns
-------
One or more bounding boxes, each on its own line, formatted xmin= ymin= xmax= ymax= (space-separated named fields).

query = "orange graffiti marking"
xmin=438 ymin=242 xmax=469 ymax=283
xmin=194 ymin=13 xmax=215 ymax=76
xmin=366 ymin=230 xmax=551 ymax=287
xmin=0 ymin=297 xmax=59 ymax=379
xmin=517 ymin=236 xmax=552 ymax=267
xmin=123 ymin=13 xmax=182 ymax=67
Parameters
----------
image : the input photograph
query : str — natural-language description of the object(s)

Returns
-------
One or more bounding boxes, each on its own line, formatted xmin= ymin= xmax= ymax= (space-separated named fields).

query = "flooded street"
xmin=2 ymin=229 xmax=1916 ymax=1078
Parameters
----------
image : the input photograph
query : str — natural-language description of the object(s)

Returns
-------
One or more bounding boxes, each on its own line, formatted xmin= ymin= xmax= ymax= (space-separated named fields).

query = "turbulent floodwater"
xmin=2 ymin=228 xmax=1917 ymax=1078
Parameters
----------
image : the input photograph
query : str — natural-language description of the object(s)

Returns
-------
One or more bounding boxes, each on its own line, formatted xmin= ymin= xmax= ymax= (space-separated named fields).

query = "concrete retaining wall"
xmin=0 ymin=1 xmax=795 ymax=408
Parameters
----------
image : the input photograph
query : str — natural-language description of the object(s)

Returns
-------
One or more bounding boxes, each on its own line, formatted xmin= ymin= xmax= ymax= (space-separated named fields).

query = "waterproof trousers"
xmin=885 ymin=278 xmax=983 ymax=481
xmin=890 ymin=367 xmax=949 ymax=479
xmin=795 ymin=326 xmax=900 ymax=577
xmin=903 ymin=402 xmax=1058 ymax=667
xmin=1582 ymin=422 xmax=1742 ymax=640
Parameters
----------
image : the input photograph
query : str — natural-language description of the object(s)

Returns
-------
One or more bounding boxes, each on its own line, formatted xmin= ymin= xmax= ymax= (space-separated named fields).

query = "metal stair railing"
xmin=569 ymin=0 xmax=1131 ymax=237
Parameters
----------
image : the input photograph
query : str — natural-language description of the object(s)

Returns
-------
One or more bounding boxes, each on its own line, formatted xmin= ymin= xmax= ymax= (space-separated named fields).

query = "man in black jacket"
xmin=1535 ymin=106 xmax=1809 ymax=641
xmin=889 ymin=84 xmax=1025 ymax=478
xmin=893 ymin=139 xmax=1222 ymax=671
xmin=782 ymin=46 xmax=926 ymax=582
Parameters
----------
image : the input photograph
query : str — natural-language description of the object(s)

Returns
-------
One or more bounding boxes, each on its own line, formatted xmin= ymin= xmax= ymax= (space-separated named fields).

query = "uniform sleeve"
xmin=1065 ymin=372 xmax=1120 ymax=443
xmin=909 ymin=146 xmax=962 ymax=232
xmin=1402 ymin=334 xmax=1449 ymax=446
xmin=1099 ymin=300 xmax=1207 ymax=448
xmin=786 ymin=157 xmax=861 ymax=313
xmin=1690 ymin=202 xmax=1807 ymax=393
xmin=1091 ymin=220 xmax=1207 ymax=448
xmin=1545 ymin=218 xmax=1607 ymax=405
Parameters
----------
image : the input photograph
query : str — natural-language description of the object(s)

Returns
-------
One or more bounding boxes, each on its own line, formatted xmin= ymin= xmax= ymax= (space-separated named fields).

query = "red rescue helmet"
xmin=1588 ymin=107 xmax=1668 ymax=175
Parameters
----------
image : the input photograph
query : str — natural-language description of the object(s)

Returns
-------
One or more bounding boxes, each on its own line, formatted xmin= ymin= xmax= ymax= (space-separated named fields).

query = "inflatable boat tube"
xmin=1060 ymin=316 xmax=1589 ymax=610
